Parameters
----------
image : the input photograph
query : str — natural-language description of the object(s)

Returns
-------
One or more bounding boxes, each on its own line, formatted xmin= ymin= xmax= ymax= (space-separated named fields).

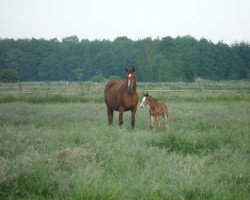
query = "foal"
xmin=140 ymin=92 xmax=168 ymax=130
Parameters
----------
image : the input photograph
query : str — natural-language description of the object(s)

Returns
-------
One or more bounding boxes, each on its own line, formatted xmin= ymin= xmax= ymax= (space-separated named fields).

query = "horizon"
xmin=0 ymin=34 xmax=248 ymax=45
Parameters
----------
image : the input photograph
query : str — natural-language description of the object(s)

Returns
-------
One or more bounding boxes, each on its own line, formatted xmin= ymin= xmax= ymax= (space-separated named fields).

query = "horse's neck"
xmin=122 ymin=79 xmax=137 ymax=91
xmin=118 ymin=79 xmax=126 ymax=89
xmin=122 ymin=79 xmax=129 ymax=89
xmin=133 ymin=83 xmax=137 ymax=90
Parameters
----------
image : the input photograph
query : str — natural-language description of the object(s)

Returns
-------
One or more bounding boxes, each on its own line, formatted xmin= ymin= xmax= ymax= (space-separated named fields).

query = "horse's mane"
xmin=144 ymin=93 xmax=158 ymax=104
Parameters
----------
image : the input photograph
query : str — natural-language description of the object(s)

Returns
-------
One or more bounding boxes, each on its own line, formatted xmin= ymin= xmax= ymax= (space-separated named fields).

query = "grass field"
xmin=0 ymin=81 xmax=249 ymax=199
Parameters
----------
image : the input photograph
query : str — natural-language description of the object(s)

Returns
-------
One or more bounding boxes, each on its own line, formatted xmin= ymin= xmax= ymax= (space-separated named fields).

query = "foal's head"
xmin=140 ymin=92 xmax=151 ymax=108
xmin=125 ymin=67 xmax=137 ymax=93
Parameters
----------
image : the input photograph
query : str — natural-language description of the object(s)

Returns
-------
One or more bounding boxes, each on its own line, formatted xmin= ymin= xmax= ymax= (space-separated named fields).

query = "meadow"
xmin=0 ymin=81 xmax=249 ymax=199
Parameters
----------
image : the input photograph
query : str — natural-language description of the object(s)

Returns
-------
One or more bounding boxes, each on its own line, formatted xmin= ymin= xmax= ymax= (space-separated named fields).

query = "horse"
xmin=140 ymin=92 xmax=168 ymax=130
xmin=104 ymin=67 xmax=138 ymax=129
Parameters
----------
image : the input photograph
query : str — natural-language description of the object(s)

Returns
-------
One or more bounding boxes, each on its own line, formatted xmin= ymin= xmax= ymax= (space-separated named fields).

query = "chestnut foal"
xmin=140 ymin=93 xmax=168 ymax=130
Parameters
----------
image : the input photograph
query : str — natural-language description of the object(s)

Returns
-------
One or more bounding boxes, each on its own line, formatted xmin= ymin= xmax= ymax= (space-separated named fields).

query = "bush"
xmin=90 ymin=74 xmax=106 ymax=82
xmin=108 ymin=76 xmax=122 ymax=80
xmin=0 ymin=69 xmax=19 ymax=83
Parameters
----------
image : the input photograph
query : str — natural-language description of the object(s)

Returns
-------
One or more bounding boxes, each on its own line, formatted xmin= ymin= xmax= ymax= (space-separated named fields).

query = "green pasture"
xmin=0 ymin=81 xmax=249 ymax=103
xmin=0 ymin=81 xmax=249 ymax=199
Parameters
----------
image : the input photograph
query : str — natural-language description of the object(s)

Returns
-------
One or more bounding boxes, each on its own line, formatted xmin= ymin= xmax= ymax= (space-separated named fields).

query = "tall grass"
xmin=0 ymin=99 xmax=249 ymax=199
xmin=0 ymin=81 xmax=249 ymax=103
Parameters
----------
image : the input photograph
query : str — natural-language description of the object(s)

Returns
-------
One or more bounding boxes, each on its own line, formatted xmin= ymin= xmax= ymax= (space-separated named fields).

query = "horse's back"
xmin=105 ymin=80 xmax=123 ymax=94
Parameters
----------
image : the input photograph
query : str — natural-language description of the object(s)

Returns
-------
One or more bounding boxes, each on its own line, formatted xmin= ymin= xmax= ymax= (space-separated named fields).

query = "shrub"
xmin=90 ymin=74 xmax=106 ymax=82
xmin=108 ymin=76 xmax=122 ymax=80
xmin=0 ymin=69 xmax=19 ymax=83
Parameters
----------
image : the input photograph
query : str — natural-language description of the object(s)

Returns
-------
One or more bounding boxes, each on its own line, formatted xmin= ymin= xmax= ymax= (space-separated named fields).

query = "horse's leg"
xmin=150 ymin=115 xmax=154 ymax=129
xmin=119 ymin=107 xmax=124 ymax=126
xmin=131 ymin=106 xmax=137 ymax=129
xmin=107 ymin=107 xmax=113 ymax=125
xmin=156 ymin=116 xmax=161 ymax=130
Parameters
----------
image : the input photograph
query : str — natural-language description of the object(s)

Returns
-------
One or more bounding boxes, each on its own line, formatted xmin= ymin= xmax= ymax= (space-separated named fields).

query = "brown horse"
xmin=104 ymin=67 xmax=138 ymax=129
xmin=140 ymin=92 xmax=168 ymax=130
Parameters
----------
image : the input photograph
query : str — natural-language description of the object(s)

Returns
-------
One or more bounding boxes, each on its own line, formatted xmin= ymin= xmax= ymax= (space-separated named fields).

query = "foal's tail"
xmin=161 ymin=103 xmax=168 ymax=118
xmin=162 ymin=103 xmax=169 ymax=129
xmin=162 ymin=111 xmax=168 ymax=118
xmin=161 ymin=112 xmax=165 ymax=117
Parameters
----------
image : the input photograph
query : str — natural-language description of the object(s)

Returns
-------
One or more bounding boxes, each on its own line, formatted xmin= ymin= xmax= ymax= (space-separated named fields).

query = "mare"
xmin=104 ymin=67 xmax=138 ymax=129
xmin=140 ymin=92 xmax=168 ymax=130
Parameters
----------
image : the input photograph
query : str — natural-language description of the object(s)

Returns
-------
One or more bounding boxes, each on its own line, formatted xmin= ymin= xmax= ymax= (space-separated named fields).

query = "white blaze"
xmin=140 ymin=96 xmax=146 ymax=108
xmin=128 ymin=74 xmax=132 ymax=88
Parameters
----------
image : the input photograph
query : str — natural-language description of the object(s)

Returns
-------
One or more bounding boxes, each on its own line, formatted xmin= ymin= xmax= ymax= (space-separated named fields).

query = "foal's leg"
xmin=156 ymin=116 xmax=161 ymax=130
xmin=150 ymin=115 xmax=154 ymax=129
xmin=107 ymin=107 xmax=113 ymax=125
xmin=165 ymin=113 xmax=168 ymax=129
xmin=119 ymin=107 xmax=124 ymax=126
xmin=131 ymin=106 xmax=137 ymax=129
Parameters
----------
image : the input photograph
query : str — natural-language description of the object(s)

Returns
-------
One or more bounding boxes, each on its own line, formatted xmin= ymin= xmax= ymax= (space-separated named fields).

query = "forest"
xmin=0 ymin=35 xmax=249 ymax=82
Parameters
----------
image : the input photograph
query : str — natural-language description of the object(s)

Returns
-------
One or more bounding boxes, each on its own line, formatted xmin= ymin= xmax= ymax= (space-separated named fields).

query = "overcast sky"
xmin=0 ymin=0 xmax=249 ymax=44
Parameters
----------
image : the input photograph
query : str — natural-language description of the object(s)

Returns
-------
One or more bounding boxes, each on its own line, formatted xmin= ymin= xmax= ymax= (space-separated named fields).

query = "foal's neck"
xmin=148 ymin=97 xmax=158 ymax=109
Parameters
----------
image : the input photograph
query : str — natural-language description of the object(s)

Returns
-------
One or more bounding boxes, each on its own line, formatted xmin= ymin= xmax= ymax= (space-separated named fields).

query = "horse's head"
xmin=140 ymin=92 xmax=149 ymax=108
xmin=125 ymin=67 xmax=136 ymax=93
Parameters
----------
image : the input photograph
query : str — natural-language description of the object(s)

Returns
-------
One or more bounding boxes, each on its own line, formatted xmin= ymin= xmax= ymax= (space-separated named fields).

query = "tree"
xmin=73 ymin=67 xmax=84 ymax=95
xmin=0 ymin=37 xmax=249 ymax=82
xmin=157 ymin=36 xmax=180 ymax=81
xmin=136 ymin=38 xmax=156 ymax=81
xmin=90 ymin=74 xmax=105 ymax=82
xmin=0 ymin=69 xmax=19 ymax=83
xmin=232 ymin=42 xmax=250 ymax=79
xmin=73 ymin=67 xmax=83 ymax=81
xmin=62 ymin=35 xmax=79 ymax=43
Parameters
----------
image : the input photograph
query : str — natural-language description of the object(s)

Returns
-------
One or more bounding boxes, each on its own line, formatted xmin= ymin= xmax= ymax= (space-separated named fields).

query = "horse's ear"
xmin=125 ymin=68 xmax=129 ymax=72
xmin=132 ymin=67 xmax=135 ymax=72
xmin=146 ymin=92 xmax=149 ymax=96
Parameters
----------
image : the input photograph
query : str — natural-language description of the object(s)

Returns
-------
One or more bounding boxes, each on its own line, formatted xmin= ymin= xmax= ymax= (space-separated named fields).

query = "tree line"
xmin=0 ymin=35 xmax=249 ymax=82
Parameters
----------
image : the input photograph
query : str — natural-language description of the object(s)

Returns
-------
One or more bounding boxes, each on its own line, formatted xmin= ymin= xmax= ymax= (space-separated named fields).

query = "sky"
xmin=0 ymin=0 xmax=249 ymax=44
